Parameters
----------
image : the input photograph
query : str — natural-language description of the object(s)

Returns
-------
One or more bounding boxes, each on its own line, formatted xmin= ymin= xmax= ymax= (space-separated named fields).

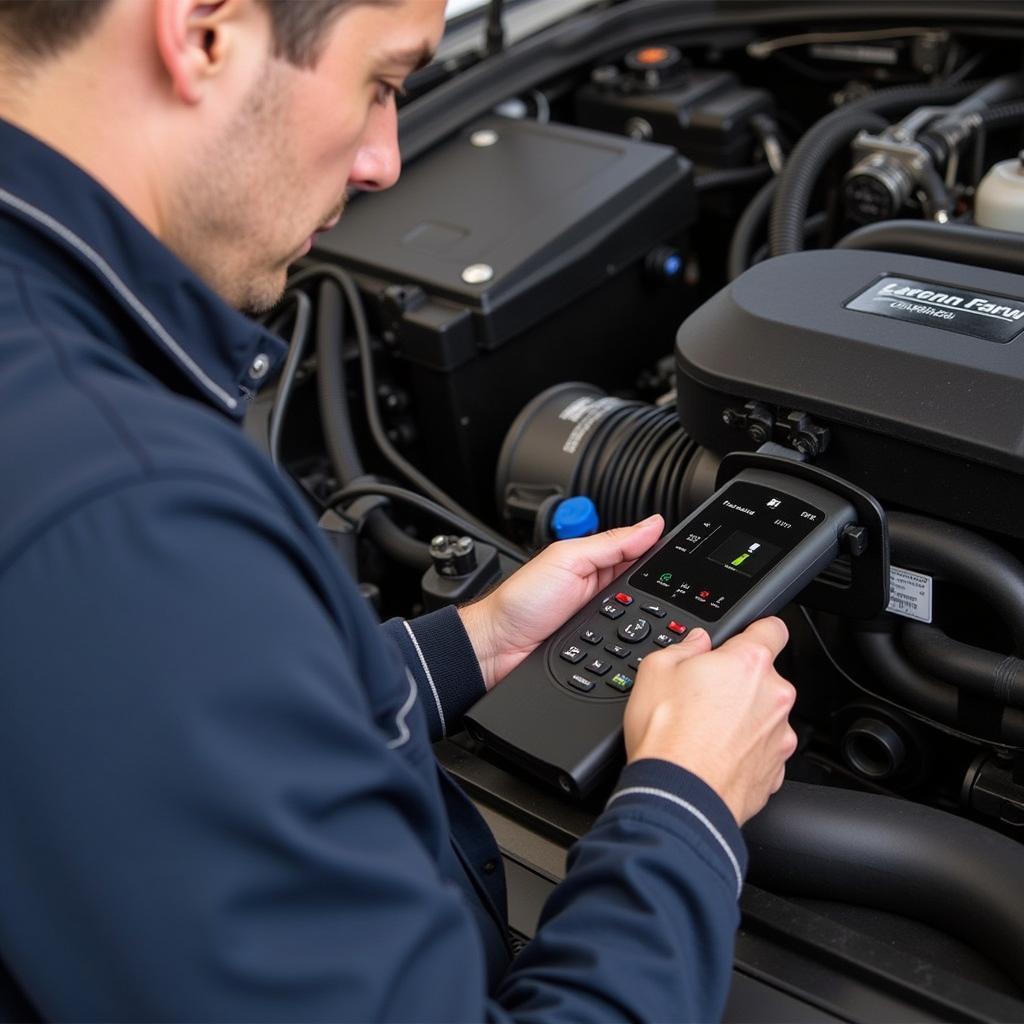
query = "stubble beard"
xmin=164 ymin=60 xmax=297 ymax=316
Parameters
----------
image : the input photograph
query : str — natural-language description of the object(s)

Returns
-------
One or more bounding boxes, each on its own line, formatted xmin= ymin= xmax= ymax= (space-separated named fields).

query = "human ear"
xmin=153 ymin=0 xmax=243 ymax=105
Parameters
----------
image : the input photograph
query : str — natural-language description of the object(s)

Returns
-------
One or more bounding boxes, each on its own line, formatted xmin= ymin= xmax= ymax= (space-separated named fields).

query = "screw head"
xmin=470 ymin=129 xmax=499 ymax=147
xmin=248 ymin=353 xmax=270 ymax=380
xmin=462 ymin=263 xmax=494 ymax=284
xmin=625 ymin=117 xmax=653 ymax=141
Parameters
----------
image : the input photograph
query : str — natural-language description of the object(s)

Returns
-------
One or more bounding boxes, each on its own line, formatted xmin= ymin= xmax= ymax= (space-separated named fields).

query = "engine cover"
xmin=675 ymin=250 xmax=1024 ymax=538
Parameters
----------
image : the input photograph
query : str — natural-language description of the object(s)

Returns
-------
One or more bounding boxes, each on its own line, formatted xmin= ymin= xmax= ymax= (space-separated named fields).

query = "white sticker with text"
xmin=886 ymin=565 xmax=933 ymax=623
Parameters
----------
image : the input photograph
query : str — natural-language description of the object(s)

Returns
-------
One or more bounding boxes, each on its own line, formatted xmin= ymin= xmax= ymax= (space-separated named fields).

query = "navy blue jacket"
xmin=0 ymin=116 xmax=747 ymax=1022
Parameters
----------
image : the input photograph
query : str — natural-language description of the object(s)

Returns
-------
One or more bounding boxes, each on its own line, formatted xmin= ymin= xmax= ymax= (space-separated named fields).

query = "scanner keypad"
xmin=556 ymin=592 xmax=696 ymax=698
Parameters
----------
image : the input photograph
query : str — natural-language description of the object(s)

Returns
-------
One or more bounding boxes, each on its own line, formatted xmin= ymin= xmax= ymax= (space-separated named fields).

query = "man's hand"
xmin=458 ymin=515 xmax=665 ymax=690
xmin=624 ymin=617 xmax=797 ymax=825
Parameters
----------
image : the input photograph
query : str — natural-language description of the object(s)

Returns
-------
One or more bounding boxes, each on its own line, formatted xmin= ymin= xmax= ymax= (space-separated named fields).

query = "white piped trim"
xmin=607 ymin=785 xmax=743 ymax=898
xmin=0 ymin=186 xmax=238 ymax=411
xmin=403 ymin=620 xmax=446 ymax=736
xmin=386 ymin=669 xmax=418 ymax=750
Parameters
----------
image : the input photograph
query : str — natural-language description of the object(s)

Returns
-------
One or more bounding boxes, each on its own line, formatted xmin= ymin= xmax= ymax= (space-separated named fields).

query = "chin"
xmin=237 ymin=271 xmax=289 ymax=317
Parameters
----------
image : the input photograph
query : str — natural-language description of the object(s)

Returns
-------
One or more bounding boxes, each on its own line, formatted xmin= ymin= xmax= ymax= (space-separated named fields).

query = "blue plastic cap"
xmin=551 ymin=496 xmax=599 ymax=540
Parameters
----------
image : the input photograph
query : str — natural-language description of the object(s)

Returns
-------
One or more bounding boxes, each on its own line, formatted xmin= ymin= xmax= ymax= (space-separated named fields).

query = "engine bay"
xmin=246 ymin=2 xmax=1024 ymax=1016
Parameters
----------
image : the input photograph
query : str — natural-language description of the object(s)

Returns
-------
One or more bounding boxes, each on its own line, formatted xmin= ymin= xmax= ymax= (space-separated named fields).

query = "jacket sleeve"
xmin=0 ymin=473 xmax=744 ymax=1023
xmin=381 ymin=608 xmax=486 ymax=742
xmin=492 ymin=758 xmax=747 ymax=1023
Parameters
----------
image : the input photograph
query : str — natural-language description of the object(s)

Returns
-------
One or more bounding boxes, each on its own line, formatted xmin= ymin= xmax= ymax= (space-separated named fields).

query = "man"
xmin=0 ymin=0 xmax=797 ymax=1019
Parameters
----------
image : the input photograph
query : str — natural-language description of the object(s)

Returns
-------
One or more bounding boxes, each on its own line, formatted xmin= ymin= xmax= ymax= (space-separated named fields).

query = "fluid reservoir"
xmin=975 ymin=151 xmax=1024 ymax=232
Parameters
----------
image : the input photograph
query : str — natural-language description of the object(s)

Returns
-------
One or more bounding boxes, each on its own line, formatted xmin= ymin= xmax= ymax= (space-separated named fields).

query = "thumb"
xmin=552 ymin=514 xmax=664 ymax=575
xmin=669 ymin=627 xmax=712 ymax=662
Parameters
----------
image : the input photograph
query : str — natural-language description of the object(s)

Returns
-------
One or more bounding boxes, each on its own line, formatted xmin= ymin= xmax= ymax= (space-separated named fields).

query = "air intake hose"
xmin=745 ymin=781 xmax=1024 ymax=985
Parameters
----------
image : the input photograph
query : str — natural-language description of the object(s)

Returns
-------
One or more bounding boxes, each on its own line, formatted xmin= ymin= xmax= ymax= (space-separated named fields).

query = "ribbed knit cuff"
xmin=381 ymin=606 xmax=486 ymax=742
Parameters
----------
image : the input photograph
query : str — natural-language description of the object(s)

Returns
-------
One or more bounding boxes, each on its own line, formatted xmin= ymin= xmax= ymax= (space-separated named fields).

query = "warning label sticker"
xmin=560 ymin=396 xmax=620 ymax=455
xmin=886 ymin=565 xmax=933 ymax=623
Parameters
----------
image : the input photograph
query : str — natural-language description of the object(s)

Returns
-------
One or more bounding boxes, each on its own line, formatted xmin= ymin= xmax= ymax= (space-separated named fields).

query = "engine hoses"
xmin=851 ymin=512 xmax=1024 ymax=745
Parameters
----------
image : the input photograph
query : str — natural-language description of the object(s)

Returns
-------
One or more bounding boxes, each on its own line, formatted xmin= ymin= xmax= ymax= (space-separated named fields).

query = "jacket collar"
xmin=0 ymin=117 xmax=285 ymax=419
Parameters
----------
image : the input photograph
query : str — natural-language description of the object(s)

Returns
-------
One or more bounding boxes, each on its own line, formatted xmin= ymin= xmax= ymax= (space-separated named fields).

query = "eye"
xmin=374 ymin=80 xmax=406 ymax=107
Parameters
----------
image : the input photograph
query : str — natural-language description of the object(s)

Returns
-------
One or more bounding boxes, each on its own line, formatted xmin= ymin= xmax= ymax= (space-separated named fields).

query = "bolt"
xmin=462 ymin=263 xmax=494 ymax=284
xmin=625 ymin=116 xmax=653 ymax=141
xmin=470 ymin=129 xmax=499 ymax=147
xmin=249 ymin=353 xmax=270 ymax=380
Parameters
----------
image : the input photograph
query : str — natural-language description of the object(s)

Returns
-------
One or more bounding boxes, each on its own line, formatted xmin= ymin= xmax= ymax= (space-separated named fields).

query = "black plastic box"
xmin=313 ymin=116 xmax=697 ymax=511
xmin=574 ymin=69 xmax=774 ymax=170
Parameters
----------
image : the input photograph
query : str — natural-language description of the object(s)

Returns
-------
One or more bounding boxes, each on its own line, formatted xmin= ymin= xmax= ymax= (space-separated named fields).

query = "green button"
xmin=606 ymin=672 xmax=634 ymax=693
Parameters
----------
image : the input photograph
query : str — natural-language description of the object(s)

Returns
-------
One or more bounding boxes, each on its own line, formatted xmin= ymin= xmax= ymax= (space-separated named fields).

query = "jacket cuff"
xmin=380 ymin=606 xmax=486 ymax=742
xmin=603 ymin=759 xmax=748 ymax=898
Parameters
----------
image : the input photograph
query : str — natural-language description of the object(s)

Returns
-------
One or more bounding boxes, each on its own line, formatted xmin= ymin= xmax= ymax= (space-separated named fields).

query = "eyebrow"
xmin=385 ymin=44 xmax=435 ymax=72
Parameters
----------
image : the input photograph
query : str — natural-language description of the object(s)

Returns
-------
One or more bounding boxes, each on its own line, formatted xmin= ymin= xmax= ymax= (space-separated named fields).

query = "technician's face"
xmin=171 ymin=0 xmax=446 ymax=314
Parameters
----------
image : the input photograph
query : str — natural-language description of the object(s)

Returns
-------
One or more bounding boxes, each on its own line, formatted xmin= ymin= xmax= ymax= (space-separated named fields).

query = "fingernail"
xmin=639 ymin=514 xmax=661 ymax=525
xmin=684 ymin=628 xmax=707 ymax=643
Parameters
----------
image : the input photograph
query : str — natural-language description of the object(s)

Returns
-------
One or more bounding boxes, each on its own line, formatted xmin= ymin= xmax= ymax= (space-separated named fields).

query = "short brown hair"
xmin=0 ymin=0 xmax=354 ymax=67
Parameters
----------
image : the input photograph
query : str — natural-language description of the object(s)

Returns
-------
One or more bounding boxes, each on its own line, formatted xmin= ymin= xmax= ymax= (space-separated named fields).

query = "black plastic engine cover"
xmin=675 ymin=250 xmax=1024 ymax=539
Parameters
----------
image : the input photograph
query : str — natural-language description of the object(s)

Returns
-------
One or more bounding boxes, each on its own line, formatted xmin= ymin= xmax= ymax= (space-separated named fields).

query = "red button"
xmin=615 ymin=592 xmax=633 ymax=605
xmin=667 ymin=620 xmax=687 ymax=634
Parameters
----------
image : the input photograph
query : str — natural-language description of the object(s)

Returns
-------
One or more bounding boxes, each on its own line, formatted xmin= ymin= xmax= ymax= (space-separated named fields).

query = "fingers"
xmin=550 ymin=515 xmax=664 ymax=576
xmin=666 ymin=626 xmax=712 ymax=661
xmin=719 ymin=615 xmax=789 ymax=662
xmin=635 ymin=629 xmax=711 ymax=686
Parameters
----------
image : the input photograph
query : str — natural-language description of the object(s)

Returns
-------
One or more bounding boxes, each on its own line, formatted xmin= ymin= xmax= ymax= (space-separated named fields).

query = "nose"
xmin=349 ymin=100 xmax=401 ymax=192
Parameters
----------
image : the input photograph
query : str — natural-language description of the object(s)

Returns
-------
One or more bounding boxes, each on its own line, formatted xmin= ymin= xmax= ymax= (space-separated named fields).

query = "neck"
xmin=0 ymin=42 xmax=164 ymax=237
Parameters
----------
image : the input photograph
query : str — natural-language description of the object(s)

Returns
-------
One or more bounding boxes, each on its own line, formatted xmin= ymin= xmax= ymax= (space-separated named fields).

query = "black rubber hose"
xmin=976 ymin=97 xmax=1024 ymax=133
xmin=838 ymin=219 xmax=1024 ymax=275
xmin=745 ymin=781 xmax=1024 ymax=986
xmin=849 ymin=511 xmax=1024 ymax=745
xmin=920 ymin=98 xmax=1024 ymax=161
xmin=315 ymin=280 xmax=363 ymax=483
xmin=769 ymin=111 xmax=888 ymax=256
xmin=902 ymin=623 xmax=1024 ymax=710
xmin=948 ymin=71 xmax=1024 ymax=113
xmin=314 ymin=279 xmax=432 ymax=570
xmin=328 ymin=482 xmax=527 ymax=566
xmin=749 ymin=213 xmax=827 ymax=269
xmin=888 ymin=513 xmax=1024 ymax=653
xmin=852 ymin=625 xmax=1024 ymax=746
xmin=267 ymin=290 xmax=312 ymax=467
xmin=293 ymin=264 xmax=526 ymax=562
xmin=769 ymin=80 xmax=980 ymax=257
xmin=727 ymin=177 xmax=777 ymax=281
xmin=922 ymin=72 xmax=1024 ymax=153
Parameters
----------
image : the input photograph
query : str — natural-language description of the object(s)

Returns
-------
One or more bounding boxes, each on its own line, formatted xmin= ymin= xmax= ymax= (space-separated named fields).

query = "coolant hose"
xmin=769 ymin=80 xmax=978 ymax=256
xmin=315 ymin=280 xmax=432 ymax=570
xmin=854 ymin=625 xmax=1024 ymax=745
xmin=902 ymin=623 xmax=1024 ymax=710
xmin=921 ymin=72 xmax=1024 ymax=154
xmin=850 ymin=512 xmax=1024 ymax=744
xmin=888 ymin=513 xmax=1024 ymax=652
xmin=838 ymin=219 xmax=1024 ymax=276
xmin=727 ymin=177 xmax=776 ymax=281
xmin=745 ymin=781 xmax=1024 ymax=985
